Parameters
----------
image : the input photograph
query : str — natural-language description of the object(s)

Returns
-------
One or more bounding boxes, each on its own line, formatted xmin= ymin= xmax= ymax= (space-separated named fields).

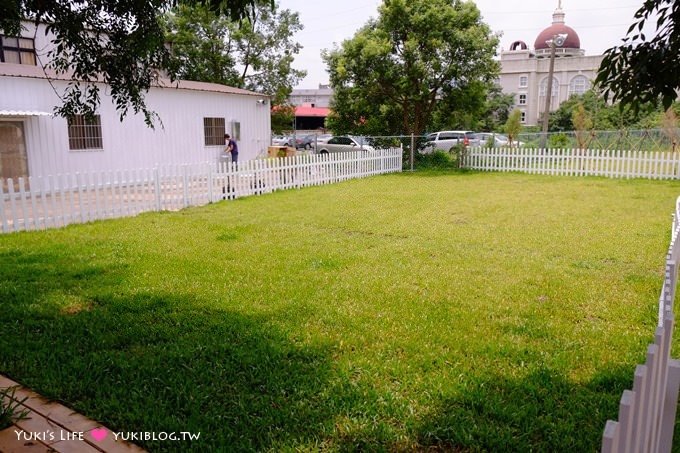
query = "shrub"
xmin=418 ymin=150 xmax=456 ymax=169
xmin=550 ymin=133 xmax=569 ymax=148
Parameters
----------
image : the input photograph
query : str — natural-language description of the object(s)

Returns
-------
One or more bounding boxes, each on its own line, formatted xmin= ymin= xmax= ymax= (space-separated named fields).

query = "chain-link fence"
xmin=517 ymin=128 xmax=680 ymax=152
xmin=292 ymin=128 xmax=680 ymax=152
xmin=374 ymin=129 xmax=680 ymax=170
xmin=284 ymin=128 xmax=680 ymax=172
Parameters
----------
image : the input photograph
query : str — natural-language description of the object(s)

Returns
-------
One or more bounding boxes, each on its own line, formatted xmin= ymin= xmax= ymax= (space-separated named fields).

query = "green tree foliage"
xmin=164 ymin=5 xmax=239 ymax=87
xmin=504 ymin=109 xmax=523 ymax=147
xmin=431 ymin=80 xmax=488 ymax=132
xmin=1 ymin=0 xmax=268 ymax=125
xmin=548 ymin=90 xmax=660 ymax=131
xmin=477 ymin=85 xmax=515 ymax=132
xmin=323 ymin=0 xmax=499 ymax=136
xmin=164 ymin=1 xmax=306 ymax=107
xmin=596 ymin=0 xmax=680 ymax=112
xmin=271 ymin=105 xmax=295 ymax=134
xmin=572 ymin=103 xmax=593 ymax=149
xmin=548 ymin=92 xmax=601 ymax=132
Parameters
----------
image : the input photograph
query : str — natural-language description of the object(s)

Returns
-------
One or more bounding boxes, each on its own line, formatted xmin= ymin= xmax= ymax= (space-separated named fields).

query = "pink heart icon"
xmin=91 ymin=428 xmax=108 ymax=441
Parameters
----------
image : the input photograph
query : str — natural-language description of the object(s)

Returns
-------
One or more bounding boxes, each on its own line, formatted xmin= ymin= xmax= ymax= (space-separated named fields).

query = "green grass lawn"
xmin=1 ymin=171 xmax=680 ymax=452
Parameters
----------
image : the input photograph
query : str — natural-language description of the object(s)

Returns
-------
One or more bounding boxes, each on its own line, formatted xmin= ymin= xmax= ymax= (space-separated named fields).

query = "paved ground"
xmin=0 ymin=375 xmax=146 ymax=453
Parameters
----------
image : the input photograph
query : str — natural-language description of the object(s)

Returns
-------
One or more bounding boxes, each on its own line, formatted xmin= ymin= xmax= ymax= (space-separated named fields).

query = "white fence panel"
xmin=602 ymin=197 xmax=680 ymax=452
xmin=0 ymin=149 xmax=403 ymax=234
xmin=464 ymin=148 xmax=680 ymax=180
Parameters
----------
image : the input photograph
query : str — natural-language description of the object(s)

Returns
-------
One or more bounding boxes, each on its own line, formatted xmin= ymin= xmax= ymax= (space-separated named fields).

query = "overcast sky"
xmin=276 ymin=0 xmax=649 ymax=89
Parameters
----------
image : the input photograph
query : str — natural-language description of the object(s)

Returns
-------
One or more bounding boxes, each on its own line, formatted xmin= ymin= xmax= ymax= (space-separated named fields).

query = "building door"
xmin=0 ymin=121 xmax=29 ymax=186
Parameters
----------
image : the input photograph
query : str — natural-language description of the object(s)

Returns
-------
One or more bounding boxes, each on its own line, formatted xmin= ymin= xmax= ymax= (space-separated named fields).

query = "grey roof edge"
xmin=0 ymin=63 xmax=270 ymax=98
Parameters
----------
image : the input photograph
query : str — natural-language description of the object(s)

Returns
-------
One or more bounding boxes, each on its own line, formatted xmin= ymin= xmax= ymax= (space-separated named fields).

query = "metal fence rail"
xmin=0 ymin=149 xmax=403 ymax=234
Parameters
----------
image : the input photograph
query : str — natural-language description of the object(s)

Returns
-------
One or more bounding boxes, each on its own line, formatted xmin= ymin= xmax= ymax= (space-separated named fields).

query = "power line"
xmin=482 ymin=4 xmax=640 ymax=15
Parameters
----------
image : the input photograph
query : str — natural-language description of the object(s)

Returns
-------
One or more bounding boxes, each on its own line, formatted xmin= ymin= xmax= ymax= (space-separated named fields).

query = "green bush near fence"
xmin=415 ymin=150 xmax=457 ymax=169
xmin=1 ymin=172 xmax=679 ymax=451
xmin=413 ymin=146 xmax=468 ymax=170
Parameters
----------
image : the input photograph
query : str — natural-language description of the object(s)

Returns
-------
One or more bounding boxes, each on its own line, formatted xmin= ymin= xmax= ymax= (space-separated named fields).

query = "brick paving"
xmin=0 ymin=375 xmax=146 ymax=453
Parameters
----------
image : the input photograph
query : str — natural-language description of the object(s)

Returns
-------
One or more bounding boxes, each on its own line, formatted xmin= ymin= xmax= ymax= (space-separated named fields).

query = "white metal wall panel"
xmin=0 ymin=75 xmax=271 ymax=179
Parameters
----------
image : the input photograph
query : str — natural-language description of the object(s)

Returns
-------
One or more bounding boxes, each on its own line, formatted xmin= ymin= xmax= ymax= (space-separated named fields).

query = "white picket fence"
xmin=464 ymin=148 xmax=680 ymax=179
xmin=602 ymin=196 xmax=680 ymax=452
xmin=0 ymin=149 xmax=402 ymax=233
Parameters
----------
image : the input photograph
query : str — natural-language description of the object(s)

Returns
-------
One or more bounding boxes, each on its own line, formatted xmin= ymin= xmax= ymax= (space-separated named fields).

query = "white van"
xmin=420 ymin=130 xmax=479 ymax=153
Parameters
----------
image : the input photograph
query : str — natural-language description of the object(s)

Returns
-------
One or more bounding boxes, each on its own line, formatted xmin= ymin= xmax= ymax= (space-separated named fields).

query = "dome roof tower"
xmin=533 ymin=1 xmax=584 ymax=57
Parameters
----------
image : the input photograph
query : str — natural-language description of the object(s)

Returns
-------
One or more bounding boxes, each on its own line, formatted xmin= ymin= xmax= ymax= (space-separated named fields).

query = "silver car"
xmin=477 ymin=133 xmax=524 ymax=147
xmin=272 ymin=135 xmax=292 ymax=146
xmin=317 ymin=136 xmax=375 ymax=154
xmin=316 ymin=134 xmax=333 ymax=145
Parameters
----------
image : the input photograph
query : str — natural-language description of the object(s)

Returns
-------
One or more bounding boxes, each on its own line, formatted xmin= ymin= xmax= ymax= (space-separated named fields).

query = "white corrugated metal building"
xmin=0 ymin=22 xmax=271 ymax=182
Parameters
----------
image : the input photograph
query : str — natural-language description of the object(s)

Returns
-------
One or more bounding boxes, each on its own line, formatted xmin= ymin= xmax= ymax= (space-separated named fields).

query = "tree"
xmin=1 ymin=0 xmax=269 ymax=125
xmin=477 ymin=85 xmax=515 ymax=132
xmin=660 ymin=107 xmax=679 ymax=152
xmin=163 ymin=0 xmax=306 ymax=107
xmin=548 ymin=90 xmax=659 ymax=131
xmin=229 ymin=2 xmax=306 ymax=106
xmin=504 ymin=109 xmax=523 ymax=147
xmin=548 ymin=91 xmax=603 ymax=132
xmin=596 ymin=0 xmax=680 ymax=112
xmin=430 ymin=80 xmax=490 ymax=132
xmin=572 ymin=103 xmax=593 ymax=149
xmin=323 ymin=0 xmax=499 ymax=137
xmin=163 ymin=4 xmax=239 ymax=87
xmin=271 ymin=104 xmax=295 ymax=134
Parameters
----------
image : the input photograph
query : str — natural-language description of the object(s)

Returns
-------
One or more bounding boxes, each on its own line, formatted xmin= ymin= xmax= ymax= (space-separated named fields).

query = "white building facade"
xmin=497 ymin=2 xmax=603 ymax=126
xmin=0 ymin=22 xmax=272 ymax=182
xmin=289 ymin=84 xmax=333 ymax=108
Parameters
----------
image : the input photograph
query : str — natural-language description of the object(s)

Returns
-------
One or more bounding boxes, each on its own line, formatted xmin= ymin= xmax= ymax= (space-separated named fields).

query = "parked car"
xmin=420 ymin=130 xmax=479 ymax=153
xmin=316 ymin=134 xmax=333 ymax=145
xmin=317 ymin=136 xmax=375 ymax=154
xmin=294 ymin=134 xmax=317 ymax=150
xmin=476 ymin=132 xmax=524 ymax=147
xmin=272 ymin=135 xmax=292 ymax=146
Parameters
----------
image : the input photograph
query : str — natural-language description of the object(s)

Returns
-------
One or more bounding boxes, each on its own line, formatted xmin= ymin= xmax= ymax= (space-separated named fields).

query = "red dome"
xmin=534 ymin=24 xmax=580 ymax=50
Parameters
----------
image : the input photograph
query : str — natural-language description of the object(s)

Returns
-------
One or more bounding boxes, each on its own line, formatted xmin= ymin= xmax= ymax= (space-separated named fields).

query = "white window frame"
xmin=569 ymin=75 xmax=590 ymax=96
xmin=539 ymin=77 xmax=559 ymax=97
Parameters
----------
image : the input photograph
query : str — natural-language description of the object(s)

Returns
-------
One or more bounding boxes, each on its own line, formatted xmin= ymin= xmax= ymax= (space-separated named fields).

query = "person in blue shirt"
xmin=224 ymin=134 xmax=238 ymax=164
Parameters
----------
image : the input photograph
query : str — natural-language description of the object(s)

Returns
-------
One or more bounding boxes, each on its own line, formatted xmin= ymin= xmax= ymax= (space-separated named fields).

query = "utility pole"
xmin=539 ymin=33 xmax=567 ymax=150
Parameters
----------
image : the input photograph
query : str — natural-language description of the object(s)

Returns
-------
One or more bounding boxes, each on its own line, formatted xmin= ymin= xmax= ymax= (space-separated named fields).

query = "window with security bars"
xmin=0 ymin=36 xmax=36 ymax=65
xmin=204 ymin=117 xmax=225 ymax=146
xmin=68 ymin=115 xmax=103 ymax=150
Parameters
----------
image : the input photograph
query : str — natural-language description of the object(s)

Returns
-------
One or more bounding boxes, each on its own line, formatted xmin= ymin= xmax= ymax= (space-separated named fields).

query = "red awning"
xmin=295 ymin=106 xmax=330 ymax=117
